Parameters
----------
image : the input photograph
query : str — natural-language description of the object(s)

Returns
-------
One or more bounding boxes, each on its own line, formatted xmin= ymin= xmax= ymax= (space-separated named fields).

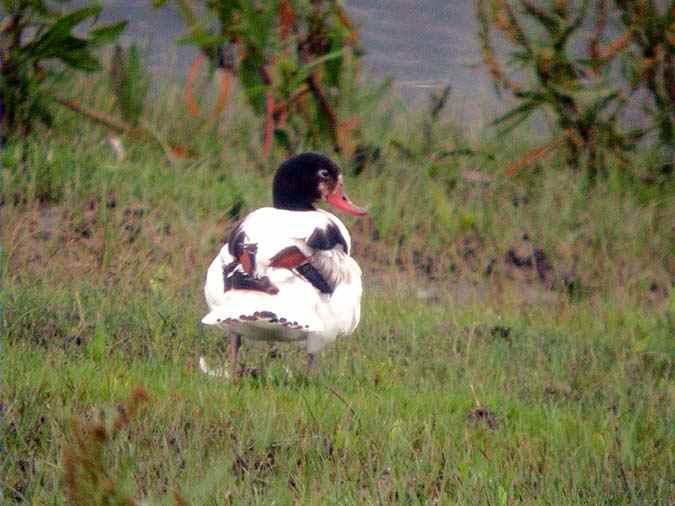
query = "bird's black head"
xmin=272 ymin=152 xmax=367 ymax=216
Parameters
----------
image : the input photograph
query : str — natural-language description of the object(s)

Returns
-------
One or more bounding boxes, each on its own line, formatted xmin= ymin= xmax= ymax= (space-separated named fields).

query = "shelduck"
xmin=201 ymin=152 xmax=366 ymax=376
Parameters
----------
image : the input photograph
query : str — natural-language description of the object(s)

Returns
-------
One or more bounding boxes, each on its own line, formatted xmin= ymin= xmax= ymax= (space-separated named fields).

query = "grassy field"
xmin=1 ymin=76 xmax=673 ymax=504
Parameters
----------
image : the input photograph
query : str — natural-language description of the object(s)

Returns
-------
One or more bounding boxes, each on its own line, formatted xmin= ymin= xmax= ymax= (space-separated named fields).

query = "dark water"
xmin=95 ymin=0 xmax=494 ymax=115
xmin=347 ymin=1 xmax=482 ymax=92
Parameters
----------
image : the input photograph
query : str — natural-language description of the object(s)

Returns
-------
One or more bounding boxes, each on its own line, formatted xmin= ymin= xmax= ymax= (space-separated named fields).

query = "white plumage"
xmin=202 ymin=207 xmax=362 ymax=354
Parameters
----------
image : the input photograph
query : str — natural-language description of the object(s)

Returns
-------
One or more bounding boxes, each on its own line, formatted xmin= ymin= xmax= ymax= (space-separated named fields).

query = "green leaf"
xmin=23 ymin=6 xmax=102 ymax=61
xmin=211 ymin=0 xmax=240 ymax=27
xmin=273 ymin=128 xmax=293 ymax=153
xmin=497 ymin=112 xmax=533 ymax=136
xmin=290 ymin=49 xmax=346 ymax=90
xmin=551 ymin=84 xmax=618 ymax=112
xmin=121 ymin=44 xmax=149 ymax=125
xmin=60 ymin=48 xmax=102 ymax=72
xmin=555 ymin=0 xmax=588 ymax=49
xmin=21 ymin=36 xmax=85 ymax=67
xmin=508 ymin=49 xmax=533 ymax=66
xmin=176 ymin=32 xmax=229 ymax=49
xmin=87 ymin=319 xmax=108 ymax=362
xmin=513 ymin=89 xmax=548 ymax=101
xmin=89 ymin=21 xmax=128 ymax=46
xmin=239 ymin=49 xmax=267 ymax=113
xmin=325 ymin=28 xmax=345 ymax=87
xmin=44 ymin=5 xmax=102 ymax=36
xmin=491 ymin=99 xmax=539 ymax=127
xmin=241 ymin=0 xmax=277 ymax=50
xmin=581 ymin=90 xmax=619 ymax=126
xmin=48 ymin=35 xmax=91 ymax=56
xmin=520 ymin=0 xmax=560 ymax=35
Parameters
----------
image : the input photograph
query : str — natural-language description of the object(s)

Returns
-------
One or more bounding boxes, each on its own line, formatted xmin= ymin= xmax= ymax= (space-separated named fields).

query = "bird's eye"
xmin=318 ymin=169 xmax=330 ymax=180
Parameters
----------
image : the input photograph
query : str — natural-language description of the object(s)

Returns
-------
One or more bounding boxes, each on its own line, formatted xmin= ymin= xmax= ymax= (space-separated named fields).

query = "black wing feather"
xmin=306 ymin=223 xmax=348 ymax=253
xmin=297 ymin=263 xmax=334 ymax=294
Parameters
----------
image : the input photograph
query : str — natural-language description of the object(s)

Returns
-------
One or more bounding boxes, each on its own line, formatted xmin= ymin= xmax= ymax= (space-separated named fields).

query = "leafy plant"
xmin=62 ymin=387 xmax=152 ymax=505
xmin=475 ymin=0 xmax=674 ymax=182
xmin=155 ymin=0 xmax=372 ymax=159
xmin=0 ymin=1 xmax=126 ymax=137
xmin=613 ymin=1 xmax=674 ymax=147
xmin=56 ymin=43 xmax=193 ymax=163
xmin=110 ymin=44 xmax=149 ymax=128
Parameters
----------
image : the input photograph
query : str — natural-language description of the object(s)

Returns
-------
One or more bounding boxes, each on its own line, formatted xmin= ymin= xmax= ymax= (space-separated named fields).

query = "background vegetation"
xmin=0 ymin=1 xmax=126 ymax=138
xmin=1 ymin=0 xmax=673 ymax=504
xmin=477 ymin=0 xmax=674 ymax=182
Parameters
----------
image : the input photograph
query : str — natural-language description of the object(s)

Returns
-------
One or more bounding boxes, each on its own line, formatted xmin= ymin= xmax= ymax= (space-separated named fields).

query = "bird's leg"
xmin=229 ymin=334 xmax=241 ymax=377
xmin=306 ymin=352 xmax=316 ymax=373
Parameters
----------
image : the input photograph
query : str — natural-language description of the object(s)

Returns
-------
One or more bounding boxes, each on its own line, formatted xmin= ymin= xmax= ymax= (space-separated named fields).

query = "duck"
xmin=200 ymin=152 xmax=367 ymax=377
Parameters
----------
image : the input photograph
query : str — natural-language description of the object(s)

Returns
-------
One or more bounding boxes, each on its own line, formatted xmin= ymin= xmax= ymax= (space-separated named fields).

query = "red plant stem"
xmin=211 ymin=69 xmax=233 ymax=121
xmin=306 ymin=74 xmax=338 ymax=147
xmin=185 ymin=53 xmax=234 ymax=121
xmin=278 ymin=109 xmax=287 ymax=129
xmin=186 ymin=54 xmax=206 ymax=117
xmin=259 ymin=64 xmax=273 ymax=86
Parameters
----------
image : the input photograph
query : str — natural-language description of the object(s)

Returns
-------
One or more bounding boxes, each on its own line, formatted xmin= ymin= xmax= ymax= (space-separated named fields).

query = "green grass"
xmin=3 ymin=287 xmax=673 ymax=503
xmin=1 ymin=74 xmax=673 ymax=504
